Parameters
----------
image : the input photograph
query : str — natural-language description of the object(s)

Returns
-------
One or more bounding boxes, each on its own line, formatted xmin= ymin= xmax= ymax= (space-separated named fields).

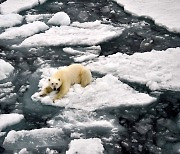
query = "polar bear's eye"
xmin=56 ymin=83 xmax=58 ymax=85
xmin=52 ymin=83 xmax=54 ymax=85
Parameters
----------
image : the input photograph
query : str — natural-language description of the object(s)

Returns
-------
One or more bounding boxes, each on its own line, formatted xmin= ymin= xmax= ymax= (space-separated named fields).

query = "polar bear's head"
xmin=48 ymin=77 xmax=62 ymax=91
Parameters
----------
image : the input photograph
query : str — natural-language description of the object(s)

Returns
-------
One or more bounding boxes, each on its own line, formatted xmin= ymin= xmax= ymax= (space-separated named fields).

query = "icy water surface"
xmin=0 ymin=0 xmax=180 ymax=154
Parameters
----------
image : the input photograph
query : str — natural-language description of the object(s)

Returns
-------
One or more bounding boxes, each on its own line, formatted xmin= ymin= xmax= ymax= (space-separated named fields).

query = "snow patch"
xmin=0 ymin=14 xmax=23 ymax=28
xmin=18 ymin=21 xmax=124 ymax=47
xmin=0 ymin=0 xmax=47 ymax=14
xmin=66 ymin=138 xmax=104 ymax=154
xmin=48 ymin=12 xmax=71 ymax=26
xmin=114 ymin=0 xmax=180 ymax=33
xmin=0 ymin=59 xmax=14 ymax=80
xmin=0 ymin=21 xmax=49 ymax=39
xmin=87 ymin=47 xmax=180 ymax=91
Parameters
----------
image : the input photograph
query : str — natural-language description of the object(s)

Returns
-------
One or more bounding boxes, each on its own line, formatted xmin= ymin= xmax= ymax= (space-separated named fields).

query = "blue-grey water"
xmin=0 ymin=0 xmax=180 ymax=154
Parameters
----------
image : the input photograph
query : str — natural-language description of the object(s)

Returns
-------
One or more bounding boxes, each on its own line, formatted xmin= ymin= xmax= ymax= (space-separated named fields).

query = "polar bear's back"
xmin=52 ymin=64 xmax=92 ymax=86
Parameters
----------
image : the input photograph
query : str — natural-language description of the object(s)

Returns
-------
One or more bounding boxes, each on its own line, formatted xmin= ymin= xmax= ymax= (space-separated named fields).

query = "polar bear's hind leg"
xmin=80 ymin=67 xmax=92 ymax=87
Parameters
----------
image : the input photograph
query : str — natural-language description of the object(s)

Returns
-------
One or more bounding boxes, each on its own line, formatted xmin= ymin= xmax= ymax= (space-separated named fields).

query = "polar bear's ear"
xmin=48 ymin=78 xmax=51 ymax=82
xmin=58 ymin=78 xmax=61 ymax=81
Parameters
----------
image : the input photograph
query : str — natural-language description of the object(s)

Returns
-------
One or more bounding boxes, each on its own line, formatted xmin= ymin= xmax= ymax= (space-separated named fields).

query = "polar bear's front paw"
xmin=39 ymin=92 xmax=47 ymax=97
xmin=53 ymin=98 xmax=57 ymax=103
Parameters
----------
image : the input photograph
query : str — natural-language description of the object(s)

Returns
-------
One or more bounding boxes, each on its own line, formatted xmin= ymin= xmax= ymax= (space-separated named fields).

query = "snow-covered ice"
xmin=45 ymin=148 xmax=58 ymax=154
xmin=0 ymin=114 xmax=24 ymax=132
xmin=48 ymin=12 xmax=71 ymax=26
xmin=87 ymin=47 xmax=180 ymax=91
xmin=47 ymin=109 xmax=116 ymax=134
xmin=0 ymin=14 xmax=23 ymax=28
xmin=114 ymin=0 xmax=180 ymax=33
xmin=25 ymin=14 xmax=52 ymax=23
xmin=66 ymin=138 xmax=104 ymax=154
xmin=3 ymin=128 xmax=65 ymax=150
xmin=18 ymin=148 xmax=29 ymax=154
xmin=18 ymin=21 xmax=124 ymax=47
xmin=0 ymin=0 xmax=47 ymax=14
xmin=63 ymin=46 xmax=101 ymax=62
xmin=32 ymin=69 xmax=156 ymax=111
xmin=0 ymin=59 xmax=14 ymax=80
xmin=0 ymin=21 xmax=49 ymax=39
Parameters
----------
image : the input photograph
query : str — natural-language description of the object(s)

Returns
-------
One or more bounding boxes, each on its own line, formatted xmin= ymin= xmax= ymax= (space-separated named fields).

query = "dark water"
xmin=0 ymin=0 xmax=180 ymax=153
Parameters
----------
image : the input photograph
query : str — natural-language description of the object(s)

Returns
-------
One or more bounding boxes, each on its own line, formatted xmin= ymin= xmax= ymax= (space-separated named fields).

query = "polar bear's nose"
xmin=53 ymin=88 xmax=56 ymax=91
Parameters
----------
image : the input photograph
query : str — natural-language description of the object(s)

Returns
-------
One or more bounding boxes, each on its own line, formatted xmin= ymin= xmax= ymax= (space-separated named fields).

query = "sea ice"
xmin=18 ymin=21 xmax=124 ymax=47
xmin=0 ymin=59 xmax=14 ymax=80
xmin=48 ymin=12 xmax=71 ymax=26
xmin=0 ymin=14 xmax=23 ymax=28
xmin=0 ymin=113 xmax=24 ymax=132
xmin=45 ymin=148 xmax=58 ymax=154
xmin=63 ymin=46 xmax=101 ymax=62
xmin=47 ymin=109 xmax=116 ymax=135
xmin=0 ymin=21 xmax=49 ymax=39
xmin=17 ymin=148 xmax=29 ymax=154
xmin=87 ymin=47 xmax=180 ymax=91
xmin=66 ymin=138 xmax=104 ymax=154
xmin=25 ymin=14 xmax=52 ymax=23
xmin=3 ymin=128 xmax=65 ymax=150
xmin=0 ymin=0 xmax=47 ymax=14
xmin=32 ymin=69 xmax=156 ymax=111
xmin=114 ymin=0 xmax=180 ymax=33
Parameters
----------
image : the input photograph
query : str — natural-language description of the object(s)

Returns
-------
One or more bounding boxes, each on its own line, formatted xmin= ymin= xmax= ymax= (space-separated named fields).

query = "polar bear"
xmin=39 ymin=64 xmax=92 ymax=102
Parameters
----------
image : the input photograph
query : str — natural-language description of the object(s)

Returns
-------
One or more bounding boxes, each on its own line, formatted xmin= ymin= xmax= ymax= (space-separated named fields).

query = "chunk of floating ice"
xmin=114 ymin=0 xmax=180 ymax=33
xmin=18 ymin=21 xmax=124 ymax=47
xmin=18 ymin=148 xmax=29 ymax=154
xmin=0 ymin=0 xmax=47 ymax=14
xmin=3 ymin=128 xmax=65 ymax=150
xmin=47 ymin=109 xmax=116 ymax=134
xmin=63 ymin=46 xmax=101 ymax=62
xmin=25 ymin=14 xmax=52 ymax=23
xmin=32 ymin=73 xmax=156 ymax=111
xmin=0 ymin=21 xmax=49 ymax=39
xmin=0 ymin=14 xmax=23 ymax=27
xmin=0 ymin=113 xmax=24 ymax=132
xmin=87 ymin=47 xmax=180 ymax=91
xmin=66 ymin=138 xmax=104 ymax=154
xmin=48 ymin=12 xmax=71 ymax=26
xmin=0 ymin=59 xmax=14 ymax=80
xmin=46 ymin=148 xmax=58 ymax=154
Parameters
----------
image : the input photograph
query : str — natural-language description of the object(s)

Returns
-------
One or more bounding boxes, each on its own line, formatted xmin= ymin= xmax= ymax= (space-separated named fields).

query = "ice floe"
xmin=48 ymin=12 xmax=71 ymax=26
xmin=0 ymin=59 xmax=14 ymax=80
xmin=32 ymin=68 xmax=156 ymax=111
xmin=114 ymin=0 xmax=180 ymax=33
xmin=66 ymin=138 xmax=104 ymax=154
xmin=63 ymin=46 xmax=101 ymax=62
xmin=87 ymin=47 xmax=180 ymax=91
xmin=25 ymin=14 xmax=52 ymax=23
xmin=47 ymin=109 xmax=117 ymax=135
xmin=18 ymin=148 xmax=29 ymax=154
xmin=0 ymin=0 xmax=47 ymax=14
xmin=3 ymin=128 xmax=65 ymax=150
xmin=18 ymin=21 xmax=124 ymax=47
xmin=0 ymin=114 xmax=24 ymax=132
xmin=0 ymin=21 xmax=49 ymax=39
xmin=0 ymin=14 xmax=23 ymax=28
